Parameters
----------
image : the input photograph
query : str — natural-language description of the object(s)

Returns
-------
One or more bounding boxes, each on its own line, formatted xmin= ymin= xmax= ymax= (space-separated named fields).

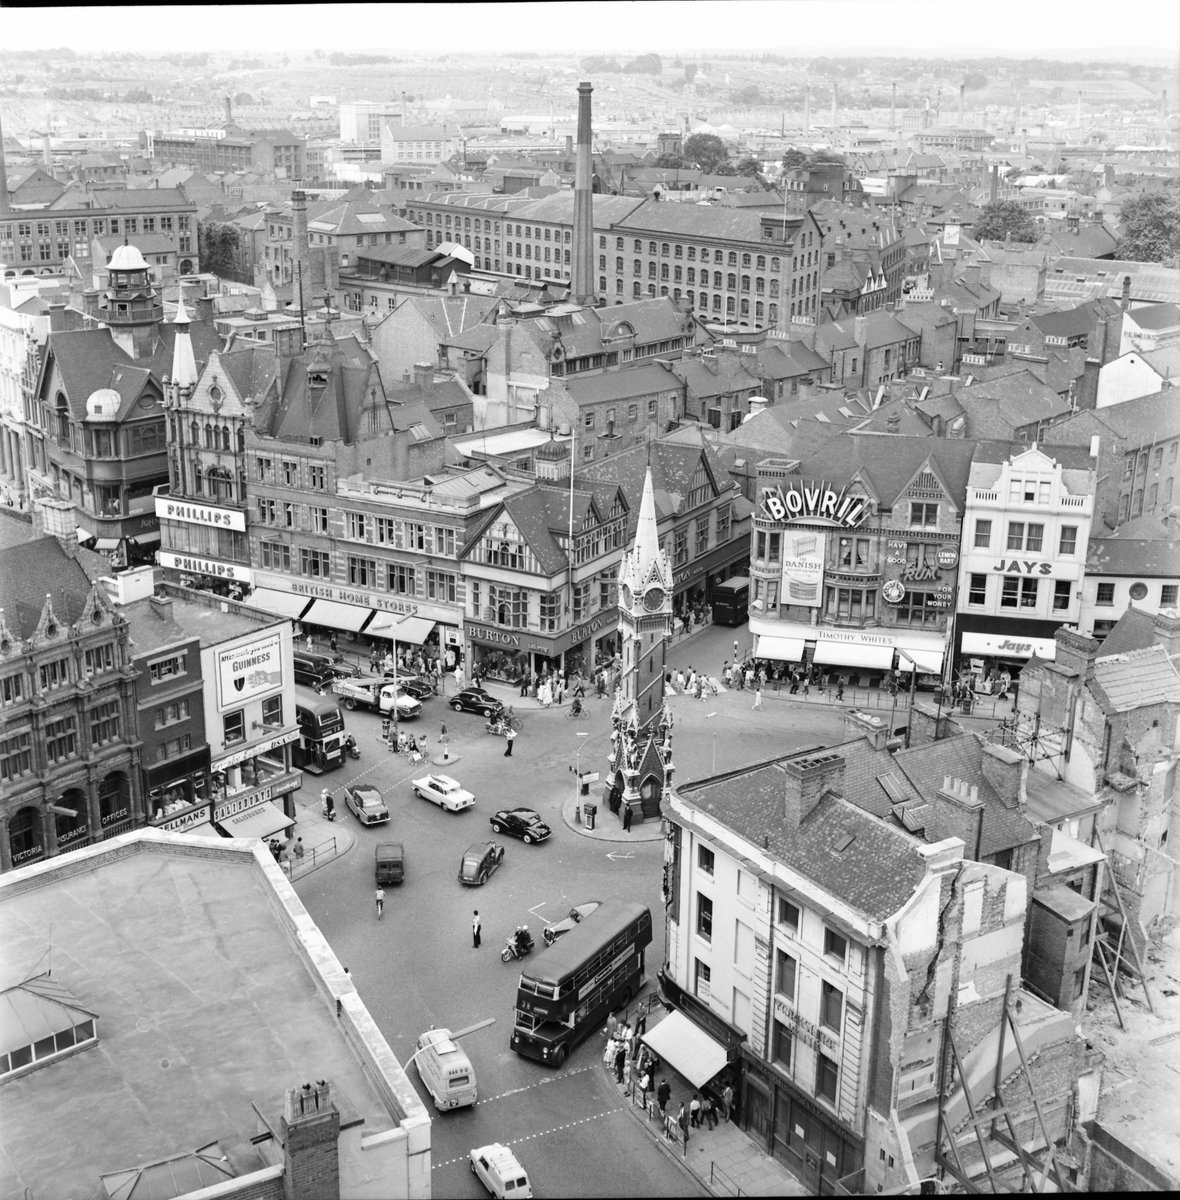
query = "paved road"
xmin=294 ymin=647 xmax=848 ymax=1197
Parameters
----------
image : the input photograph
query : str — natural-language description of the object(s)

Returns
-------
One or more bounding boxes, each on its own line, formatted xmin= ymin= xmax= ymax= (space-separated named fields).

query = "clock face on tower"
xmin=643 ymin=586 xmax=666 ymax=613
xmin=621 ymin=584 xmax=633 ymax=609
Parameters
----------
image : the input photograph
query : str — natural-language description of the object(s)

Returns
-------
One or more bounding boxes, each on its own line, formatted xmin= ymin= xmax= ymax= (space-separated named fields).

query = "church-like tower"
xmin=608 ymin=468 xmax=675 ymax=823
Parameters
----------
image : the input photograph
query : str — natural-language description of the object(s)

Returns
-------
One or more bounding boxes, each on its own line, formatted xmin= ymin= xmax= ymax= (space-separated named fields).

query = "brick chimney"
xmin=413 ymin=362 xmax=435 ymax=393
xmin=1152 ymin=608 xmax=1180 ymax=657
xmin=907 ymin=701 xmax=958 ymax=746
xmin=291 ymin=190 xmax=310 ymax=313
xmin=782 ymin=752 xmax=845 ymax=828
xmin=963 ymin=262 xmax=981 ymax=293
xmin=1121 ymin=275 xmax=1131 ymax=313
xmin=853 ymin=315 xmax=867 ymax=347
xmin=980 ymin=742 xmax=1027 ymax=810
xmin=31 ymin=496 xmax=79 ymax=559
xmin=571 ymin=82 xmax=596 ymax=306
xmin=280 ymin=1080 xmax=340 ymax=1200
xmin=1053 ymin=626 xmax=1098 ymax=678
xmin=843 ymin=708 xmax=890 ymax=750
xmin=934 ymin=775 xmax=986 ymax=861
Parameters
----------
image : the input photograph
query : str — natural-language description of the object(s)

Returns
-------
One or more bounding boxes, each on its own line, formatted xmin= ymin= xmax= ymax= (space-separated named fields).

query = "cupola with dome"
xmin=98 ymin=241 xmax=164 ymax=360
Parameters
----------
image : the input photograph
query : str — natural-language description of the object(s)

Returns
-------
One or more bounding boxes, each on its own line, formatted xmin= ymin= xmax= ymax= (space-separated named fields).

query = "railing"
xmin=710 ymin=1162 xmax=745 ymax=1197
xmin=287 ymin=836 xmax=338 ymax=877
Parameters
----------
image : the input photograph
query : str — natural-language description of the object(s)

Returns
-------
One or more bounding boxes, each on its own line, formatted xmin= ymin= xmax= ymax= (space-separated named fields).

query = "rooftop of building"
xmin=1090 ymin=644 xmax=1180 ymax=712
xmin=0 ymin=833 xmax=420 ymax=1200
xmin=1093 ymin=604 xmax=1161 ymax=657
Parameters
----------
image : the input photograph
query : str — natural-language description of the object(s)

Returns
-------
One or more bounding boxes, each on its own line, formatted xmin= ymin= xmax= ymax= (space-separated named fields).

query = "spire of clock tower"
xmin=619 ymin=468 xmax=672 ymax=599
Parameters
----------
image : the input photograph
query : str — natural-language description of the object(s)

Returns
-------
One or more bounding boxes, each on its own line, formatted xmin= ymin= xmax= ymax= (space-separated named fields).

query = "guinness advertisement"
xmin=216 ymin=631 xmax=283 ymax=707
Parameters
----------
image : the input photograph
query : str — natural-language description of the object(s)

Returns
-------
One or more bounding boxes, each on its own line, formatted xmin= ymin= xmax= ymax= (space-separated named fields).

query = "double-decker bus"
xmin=292 ymin=686 xmax=346 ymax=773
xmin=510 ymin=900 xmax=652 ymax=1067
xmin=710 ymin=575 xmax=749 ymax=626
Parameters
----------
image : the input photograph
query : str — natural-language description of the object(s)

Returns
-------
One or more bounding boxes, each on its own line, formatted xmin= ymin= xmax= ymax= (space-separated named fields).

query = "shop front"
xmin=956 ymin=615 xmax=1060 ymax=694
xmin=674 ymin=540 xmax=750 ymax=620
xmin=749 ymin=618 xmax=949 ymax=683
xmin=158 ymin=551 xmax=253 ymax=601
xmin=76 ymin=510 xmax=161 ymax=571
xmin=145 ymin=747 xmax=211 ymax=832
xmin=467 ymin=608 xmax=619 ymax=685
xmin=209 ymin=728 xmax=302 ymax=833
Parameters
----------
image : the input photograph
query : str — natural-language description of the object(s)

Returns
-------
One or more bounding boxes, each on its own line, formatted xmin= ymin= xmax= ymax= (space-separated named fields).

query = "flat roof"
xmin=165 ymin=595 xmax=289 ymax=647
xmin=0 ymin=833 xmax=426 ymax=1198
xmin=452 ymin=428 xmax=572 ymax=457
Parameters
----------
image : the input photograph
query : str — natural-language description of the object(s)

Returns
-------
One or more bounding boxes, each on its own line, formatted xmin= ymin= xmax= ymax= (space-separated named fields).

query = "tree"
xmin=1115 ymin=190 xmax=1180 ymax=265
xmin=962 ymin=71 xmax=988 ymax=91
xmin=652 ymin=154 xmax=688 ymax=169
xmin=683 ymin=132 xmax=729 ymax=174
xmin=781 ymin=148 xmax=807 ymax=170
xmin=198 ymin=219 xmax=242 ymax=279
xmin=734 ymin=157 xmax=766 ymax=185
xmin=624 ymin=53 xmax=662 ymax=75
xmin=973 ymin=200 xmax=1037 ymax=244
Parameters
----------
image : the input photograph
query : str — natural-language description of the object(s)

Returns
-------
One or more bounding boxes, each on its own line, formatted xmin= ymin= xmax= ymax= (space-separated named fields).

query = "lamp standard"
xmin=706 ymin=712 xmax=718 ymax=775
xmin=896 ymin=648 xmax=919 ymax=749
xmin=573 ymin=730 xmax=589 ymax=822
xmin=402 ymin=1017 xmax=496 ymax=1072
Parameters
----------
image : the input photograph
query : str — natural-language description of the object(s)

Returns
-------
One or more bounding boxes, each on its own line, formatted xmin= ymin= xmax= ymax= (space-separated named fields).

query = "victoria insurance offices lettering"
xmin=760 ymin=481 xmax=869 ymax=529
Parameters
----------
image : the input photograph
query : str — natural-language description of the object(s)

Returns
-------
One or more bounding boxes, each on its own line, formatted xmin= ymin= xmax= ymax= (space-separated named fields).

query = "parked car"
xmin=490 ymin=808 xmax=551 ymax=844
xmin=344 ymin=783 xmax=389 ymax=825
xmin=458 ymin=841 xmax=504 ymax=886
xmin=375 ymin=842 xmax=405 ymax=885
xmin=450 ymin=687 xmax=504 ymax=718
xmin=382 ymin=671 xmax=435 ymax=700
xmin=469 ymin=1143 xmax=531 ymax=1199
xmin=413 ymin=773 xmax=475 ymax=812
xmin=542 ymin=900 xmax=602 ymax=946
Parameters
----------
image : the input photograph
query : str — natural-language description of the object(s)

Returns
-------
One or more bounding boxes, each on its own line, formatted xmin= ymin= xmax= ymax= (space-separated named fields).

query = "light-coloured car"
xmin=469 ymin=1143 xmax=532 ymax=1199
xmin=344 ymin=783 xmax=389 ymax=826
xmin=412 ymin=773 xmax=475 ymax=812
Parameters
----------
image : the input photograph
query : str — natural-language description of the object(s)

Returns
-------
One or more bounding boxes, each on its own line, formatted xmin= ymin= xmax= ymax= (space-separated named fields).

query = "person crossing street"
xmin=374 ymin=887 xmax=385 ymax=920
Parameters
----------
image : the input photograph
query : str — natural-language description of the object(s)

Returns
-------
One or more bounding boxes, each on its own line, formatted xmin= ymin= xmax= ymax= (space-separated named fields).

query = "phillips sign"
xmin=760 ymin=481 xmax=869 ymax=529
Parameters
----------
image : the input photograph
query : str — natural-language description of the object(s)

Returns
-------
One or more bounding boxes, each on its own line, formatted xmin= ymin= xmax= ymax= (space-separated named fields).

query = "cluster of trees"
xmin=652 ymin=133 xmax=765 ymax=183
xmin=327 ymin=52 xmax=394 ymax=66
xmin=122 ymin=88 xmax=153 ymax=103
xmin=197 ymin=220 xmax=242 ymax=280
xmin=973 ymin=200 xmax=1038 ymax=244
xmin=46 ymin=86 xmax=105 ymax=101
xmin=781 ymin=149 xmax=846 ymax=171
xmin=579 ymin=53 xmax=663 ymax=74
xmin=1115 ymin=189 xmax=1180 ymax=265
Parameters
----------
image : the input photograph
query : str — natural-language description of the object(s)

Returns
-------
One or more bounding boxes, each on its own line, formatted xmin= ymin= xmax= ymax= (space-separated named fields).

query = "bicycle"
xmin=567 ymin=704 xmax=589 ymax=720
xmin=503 ymin=707 xmax=524 ymax=731
xmin=375 ymin=888 xmax=385 ymax=920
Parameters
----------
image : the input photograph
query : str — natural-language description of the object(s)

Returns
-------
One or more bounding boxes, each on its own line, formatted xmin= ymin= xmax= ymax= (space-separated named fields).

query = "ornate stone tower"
xmin=608 ymin=468 xmax=675 ymax=823
xmin=99 ymin=242 xmax=164 ymax=360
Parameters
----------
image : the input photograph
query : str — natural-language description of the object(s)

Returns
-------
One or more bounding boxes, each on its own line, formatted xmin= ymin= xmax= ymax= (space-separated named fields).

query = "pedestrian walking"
xmin=690 ymin=1094 xmax=701 ymax=1127
xmin=519 ymin=672 xmax=530 ymax=698
xmin=292 ymin=837 xmax=305 ymax=863
xmin=369 ymin=648 xmax=379 ymax=673
xmin=614 ymin=1044 xmax=626 ymax=1083
xmin=305 ymin=634 xmax=314 ymax=653
xmin=635 ymin=1009 xmax=647 ymax=1038
xmin=329 ymin=632 xmax=338 ymax=654
xmin=504 ymin=726 xmax=517 ymax=757
xmin=606 ymin=1012 xmax=618 ymax=1041
xmin=836 ymin=680 xmax=845 ymax=701
xmin=802 ymin=678 xmax=810 ymax=697
xmin=722 ymin=1083 xmax=734 ymax=1121
xmin=639 ymin=1070 xmax=651 ymax=1106
xmin=751 ymin=685 xmax=763 ymax=710
xmin=472 ymin=910 xmax=481 ymax=949
xmin=622 ymin=802 xmax=633 ymax=833
xmin=677 ymin=1103 xmax=690 ymax=1148
xmin=657 ymin=1078 xmax=671 ymax=1115
xmin=703 ymin=1094 xmax=717 ymax=1128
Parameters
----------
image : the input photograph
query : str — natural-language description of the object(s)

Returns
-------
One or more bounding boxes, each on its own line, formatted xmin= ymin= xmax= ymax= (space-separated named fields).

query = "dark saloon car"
xmin=458 ymin=841 xmax=505 ymax=886
xmin=490 ymin=808 xmax=551 ymax=844
xmin=449 ymin=687 xmax=504 ymax=718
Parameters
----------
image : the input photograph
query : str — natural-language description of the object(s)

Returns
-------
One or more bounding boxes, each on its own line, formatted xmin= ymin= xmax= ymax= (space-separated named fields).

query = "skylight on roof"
xmin=877 ymin=774 xmax=910 ymax=804
xmin=357 ymin=213 xmax=385 ymax=224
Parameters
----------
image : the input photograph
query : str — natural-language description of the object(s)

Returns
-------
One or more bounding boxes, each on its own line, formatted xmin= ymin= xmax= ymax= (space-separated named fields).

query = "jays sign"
xmin=760 ymin=481 xmax=869 ymax=529
xmin=216 ymin=631 xmax=283 ymax=708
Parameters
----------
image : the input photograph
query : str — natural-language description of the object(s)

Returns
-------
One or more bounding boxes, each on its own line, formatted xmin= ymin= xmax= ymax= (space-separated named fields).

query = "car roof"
xmin=431 ymin=774 xmax=459 ymax=787
xmin=465 ymin=841 xmax=494 ymax=855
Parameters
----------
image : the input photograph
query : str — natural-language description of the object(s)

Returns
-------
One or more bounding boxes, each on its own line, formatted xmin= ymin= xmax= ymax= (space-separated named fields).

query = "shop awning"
xmin=368 ymin=614 xmax=435 ymax=644
xmin=128 ymin=532 xmax=160 ymax=546
xmin=754 ymin=634 xmax=806 ymax=663
xmin=249 ymin=588 xmax=313 ymax=621
xmin=814 ymin=641 xmax=895 ymax=670
xmin=182 ymin=822 xmax=222 ymax=839
xmin=896 ymin=647 xmax=944 ymax=675
xmin=641 ymin=1010 xmax=729 ymax=1090
xmin=216 ymin=800 xmax=293 ymax=841
xmin=303 ymin=598 xmax=371 ymax=633
xmin=961 ymin=632 xmax=1057 ymax=661
xmin=93 ymin=538 xmax=121 ymax=551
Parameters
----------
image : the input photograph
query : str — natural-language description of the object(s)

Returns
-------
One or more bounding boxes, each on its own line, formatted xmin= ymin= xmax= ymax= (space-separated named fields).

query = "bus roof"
xmin=293 ymin=686 xmax=343 ymax=716
xmin=713 ymin=576 xmax=749 ymax=591
xmin=520 ymin=900 xmax=651 ymax=991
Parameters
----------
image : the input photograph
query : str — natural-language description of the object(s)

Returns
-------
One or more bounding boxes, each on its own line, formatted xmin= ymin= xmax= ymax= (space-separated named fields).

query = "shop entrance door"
xmin=745 ymin=1078 xmax=771 ymax=1149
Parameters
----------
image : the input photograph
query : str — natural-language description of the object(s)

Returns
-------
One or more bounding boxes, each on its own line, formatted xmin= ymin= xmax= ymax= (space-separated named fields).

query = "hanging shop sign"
xmin=159 ymin=551 xmax=254 ymax=583
xmin=759 ymin=481 xmax=869 ymax=528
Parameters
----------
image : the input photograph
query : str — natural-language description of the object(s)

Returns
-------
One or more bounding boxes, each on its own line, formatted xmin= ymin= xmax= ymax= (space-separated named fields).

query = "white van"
xmin=415 ymin=1027 xmax=477 ymax=1110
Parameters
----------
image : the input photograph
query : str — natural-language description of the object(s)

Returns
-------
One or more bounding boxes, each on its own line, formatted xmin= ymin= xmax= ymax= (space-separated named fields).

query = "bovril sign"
xmin=759 ymin=481 xmax=869 ymax=529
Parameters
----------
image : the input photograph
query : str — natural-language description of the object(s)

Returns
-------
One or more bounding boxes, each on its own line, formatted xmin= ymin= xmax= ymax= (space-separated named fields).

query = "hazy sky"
xmin=4 ymin=0 xmax=1179 ymax=58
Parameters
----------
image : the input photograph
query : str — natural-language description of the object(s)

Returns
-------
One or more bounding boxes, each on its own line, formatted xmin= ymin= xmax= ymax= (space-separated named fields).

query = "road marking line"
xmin=480 ymin=1064 xmax=594 ymax=1104
xmin=432 ymin=1106 xmax=624 ymax=1169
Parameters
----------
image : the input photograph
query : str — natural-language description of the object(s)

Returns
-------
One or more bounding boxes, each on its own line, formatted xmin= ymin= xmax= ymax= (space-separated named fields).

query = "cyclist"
xmin=570 ymin=697 xmax=583 ymax=718
xmin=505 ymin=704 xmax=518 ymax=729
xmin=375 ymin=887 xmax=385 ymax=920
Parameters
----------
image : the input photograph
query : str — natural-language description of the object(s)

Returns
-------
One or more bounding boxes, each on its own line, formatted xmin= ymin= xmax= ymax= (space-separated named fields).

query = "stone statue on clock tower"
xmin=608 ymin=468 xmax=675 ymax=823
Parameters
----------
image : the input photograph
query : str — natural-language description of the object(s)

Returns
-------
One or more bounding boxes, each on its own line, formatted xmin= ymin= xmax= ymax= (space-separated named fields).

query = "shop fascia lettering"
xmin=772 ymin=993 xmax=839 ymax=1054
xmin=760 ymin=481 xmax=868 ymax=528
xmin=993 ymin=559 xmax=1053 ymax=575
xmin=154 ymin=495 xmax=246 ymax=531
xmin=159 ymin=551 xmax=253 ymax=582
xmin=212 ymin=728 xmax=299 ymax=770
xmin=285 ymin=578 xmax=417 ymax=616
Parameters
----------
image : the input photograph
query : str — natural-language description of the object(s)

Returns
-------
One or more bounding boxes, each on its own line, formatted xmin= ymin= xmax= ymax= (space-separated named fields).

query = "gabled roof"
xmin=1031 ymin=297 xmax=1120 ymax=338
xmin=557 ymin=360 xmax=680 ymax=404
xmin=1126 ymin=301 xmax=1180 ymax=331
xmin=671 ymin=352 xmax=761 ymax=399
xmin=803 ymin=434 xmax=978 ymax=508
xmin=0 ymin=535 xmax=99 ymax=641
xmin=1094 ymin=604 xmax=1160 ymax=656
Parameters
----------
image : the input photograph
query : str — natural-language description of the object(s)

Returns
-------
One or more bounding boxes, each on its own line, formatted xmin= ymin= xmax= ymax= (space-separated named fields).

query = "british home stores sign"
xmin=760 ymin=481 xmax=869 ymax=528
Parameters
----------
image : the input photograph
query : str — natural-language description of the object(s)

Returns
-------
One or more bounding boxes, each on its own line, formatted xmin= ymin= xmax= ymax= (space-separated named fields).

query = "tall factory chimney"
xmin=0 ymin=109 xmax=10 ymax=216
xmin=225 ymin=95 xmax=233 ymax=126
xmin=291 ymin=189 xmax=310 ymax=315
xmin=571 ymin=81 xmax=596 ymax=307
xmin=803 ymin=87 xmax=811 ymax=133
xmin=890 ymin=81 xmax=897 ymax=131
xmin=958 ymin=82 xmax=965 ymax=127
xmin=1014 ymin=91 xmax=1021 ymax=133
xmin=830 ymin=82 xmax=837 ymax=132
xmin=43 ymin=132 xmax=52 ymax=170
xmin=1076 ymin=90 xmax=1083 ymax=130
xmin=990 ymin=163 xmax=999 ymax=203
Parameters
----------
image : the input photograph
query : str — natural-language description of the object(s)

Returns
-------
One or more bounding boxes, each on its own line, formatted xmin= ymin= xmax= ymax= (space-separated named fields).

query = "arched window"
xmin=727 ymin=251 xmax=737 ymax=266
xmin=204 ymin=423 xmax=213 ymax=448
xmin=237 ymin=429 xmax=245 ymax=453
xmin=727 ymin=273 xmax=736 ymax=290
xmin=755 ymin=302 xmax=764 ymax=320
xmin=726 ymin=296 xmax=736 ymax=315
xmin=742 ymin=254 xmax=751 ymax=267
xmin=713 ymin=271 xmax=722 ymax=288
xmin=740 ymin=299 xmax=750 ymax=317
xmin=769 ymin=304 xmax=779 ymax=323
xmin=712 ymin=294 xmax=722 ymax=311
xmin=193 ymin=464 xmax=203 ymax=495
xmin=673 ymin=266 xmax=682 ymax=282
xmin=189 ymin=420 xmax=199 ymax=443
xmin=741 ymin=275 xmax=750 ymax=291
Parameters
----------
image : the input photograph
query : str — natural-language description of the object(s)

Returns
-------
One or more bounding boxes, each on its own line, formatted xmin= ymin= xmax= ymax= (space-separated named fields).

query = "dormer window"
xmin=308 ymin=369 xmax=328 ymax=388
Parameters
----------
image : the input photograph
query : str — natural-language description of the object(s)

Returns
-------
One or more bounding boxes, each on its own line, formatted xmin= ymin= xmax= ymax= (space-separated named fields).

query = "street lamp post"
xmin=402 ymin=1017 xmax=496 ymax=1073
xmin=706 ymin=712 xmax=718 ymax=775
xmin=896 ymin=649 xmax=919 ymax=749
xmin=573 ymin=731 xmax=589 ymax=823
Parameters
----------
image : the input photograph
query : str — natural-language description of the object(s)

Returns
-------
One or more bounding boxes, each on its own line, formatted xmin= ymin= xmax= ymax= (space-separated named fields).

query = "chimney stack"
xmin=280 ymin=1080 xmax=340 ymax=1200
xmin=571 ymin=81 xmax=596 ymax=307
xmin=413 ymin=362 xmax=435 ymax=393
xmin=1151 ymin=608 xmax=1180 ymax=656
xmin=32 ymin=497 xmax=79 ymax=559
xmin=292 ymin=190 xmax=310 ymax=314
xmin=1121 ymin=274 xmax=1131 ymax=312
xmin=225 ymin=94 xmax=233 ymax=126
xmin=830 ymin=82 xmax=837 ymax=133
xmin=782 ymin=752 xmax=844 ymax=828
xmin=934 ymin=775 xmax=986 ymax=861
xmin=43 ymin=132 xmax=52 ymax=171
xmin=803 ymin=87 xmax=811 ymax=133
xmin=842 ymin=708 xmax=890 ymax=751
xmin=990 ymin=163 xmax=999 ymax=204
xmin=980 ymin=743 xmax=1027 ymax=811
xmin=890 ymin=81 xmax=897 ymax=130
xmin=958 ymin=82 xmax=965 ymax=128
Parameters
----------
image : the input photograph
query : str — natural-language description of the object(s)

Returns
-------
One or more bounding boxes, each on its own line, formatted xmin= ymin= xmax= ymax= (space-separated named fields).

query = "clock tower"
xmin=609 ymin=468 xmax=675 ymax=823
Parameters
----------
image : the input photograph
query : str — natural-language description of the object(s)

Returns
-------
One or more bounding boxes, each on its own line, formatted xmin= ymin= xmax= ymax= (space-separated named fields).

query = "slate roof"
xmin=558 ymin=361 xmax=681 ymax=404
xmin=1087 ymin=516 xmax=1180 ymax=577
xmin=893 ymin=733 xmax=1040 ymax=858
xmin=219 ymin=343 xmax=280 ymax=407
xmin=953 ymin=371 xmax=1072 ymax=435
xmin=803 ymin=433 xmax=978 ymax=508
xmin=1095 ymin=604 xmax=1160 ymax=656
xmin=397 ymin=293 xmax=499 ymax=340
xmin=1044 ymin=223 xmax=1118 ymax=259
xmin=756 ymin=341 xmax=829 ymax=381
xmin=672 ymin=353 xmax=761 ymax=400
xmin=510 ymin=191 xmax=646 ymax=230
xmin=1090 ymin=645 xmax=1180 ymax=712
xmin=1046 ymin=258 xmax=1180 ymax=305
xmin=678 ymin=764 xmax=930 ymax=921
xmin=615 ymin=198 xmax=812 ymax=245
xmin=1031 ymin=297 xmax=1121 ymax=338
xmin=307 ymin=201 xmax=419 ymax=236
xmin=0 ymin=536 xmax=98 ymax=641
xmin=1067 ymin=388 xmax=1180 ymax=448
xmin=479 ymin=484 xmax=606 ymax=575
